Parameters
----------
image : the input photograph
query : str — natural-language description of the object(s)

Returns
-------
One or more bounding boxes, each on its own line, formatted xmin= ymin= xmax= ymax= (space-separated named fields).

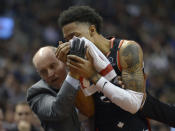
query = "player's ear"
xmin=89 ymin=25 xmax=96 ymax=37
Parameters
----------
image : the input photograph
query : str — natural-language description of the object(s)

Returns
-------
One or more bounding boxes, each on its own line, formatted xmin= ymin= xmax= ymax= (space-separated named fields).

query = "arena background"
xmin=0 ymin=0 xmax=175 ymax=130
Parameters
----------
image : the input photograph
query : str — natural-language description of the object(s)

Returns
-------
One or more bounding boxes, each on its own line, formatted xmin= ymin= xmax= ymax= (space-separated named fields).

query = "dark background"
xmin=0 ymin=0 xmax=175 ymax=130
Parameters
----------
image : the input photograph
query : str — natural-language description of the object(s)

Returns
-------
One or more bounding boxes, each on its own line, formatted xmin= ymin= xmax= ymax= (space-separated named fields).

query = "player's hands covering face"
xmin=67 ymin=38 xmax=97 ymax=79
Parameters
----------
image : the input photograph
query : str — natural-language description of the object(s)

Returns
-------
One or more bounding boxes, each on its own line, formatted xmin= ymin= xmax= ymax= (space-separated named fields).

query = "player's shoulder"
xmin=119 ymin=39 xmax=143 ymax=55
xmin=119 ymin=40 xmax=143 ymax=69
xmin=120 ymin=40 xmax=141 ymax=50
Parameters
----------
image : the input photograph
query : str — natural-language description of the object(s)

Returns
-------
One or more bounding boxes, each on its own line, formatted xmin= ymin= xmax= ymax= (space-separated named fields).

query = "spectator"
xmin=6 ymin=101 xmax=40 ymax=131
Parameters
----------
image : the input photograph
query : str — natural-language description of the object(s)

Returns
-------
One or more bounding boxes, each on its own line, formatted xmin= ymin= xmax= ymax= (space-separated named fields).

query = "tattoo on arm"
xmin=122 ymin=70 xmax=144 ymax=92
xmin=120 ymin=42 xmax=144 ymax=92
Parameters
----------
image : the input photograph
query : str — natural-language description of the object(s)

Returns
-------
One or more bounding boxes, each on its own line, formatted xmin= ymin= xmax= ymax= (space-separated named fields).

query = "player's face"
xmin=36 ymin=53 xmax=67 ymax=88
xmin=62 ymin=22 xmax=94 ymax=43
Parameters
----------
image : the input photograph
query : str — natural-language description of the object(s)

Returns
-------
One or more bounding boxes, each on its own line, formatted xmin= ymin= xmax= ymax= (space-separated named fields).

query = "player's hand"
xmin=55 ymin=41 xmax=70 ymax=64
xmin=67 ymin=47 xmax=96 ymax=79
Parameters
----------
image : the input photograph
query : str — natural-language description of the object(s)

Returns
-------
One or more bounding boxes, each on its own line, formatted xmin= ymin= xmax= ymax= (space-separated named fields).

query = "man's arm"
xmin=88 ymin=40 xmax=145 ymax=114
xmin=119 ymin=42 xmax=175 ymax=127
xmin=75 ymin=89 xmax=95 ymax=117
xmin=119 ymin=40 xmax=145 ymax=93
xmin=65 ymin=39 xmax=145 ymax=114
xmin=91 ymin=75 xmax=144 ymax=114
xmin=27 ymin=75 xmax=79 ymax=121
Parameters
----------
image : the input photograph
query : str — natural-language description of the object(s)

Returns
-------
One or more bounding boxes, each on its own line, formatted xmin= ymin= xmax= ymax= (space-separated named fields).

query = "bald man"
xmin=26 ymin=46 xmax=81 ymax=131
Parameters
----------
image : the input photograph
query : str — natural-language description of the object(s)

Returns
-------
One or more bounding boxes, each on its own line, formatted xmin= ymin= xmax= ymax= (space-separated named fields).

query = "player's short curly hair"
xmin=58 ymin=6 xmax=103 ymax=33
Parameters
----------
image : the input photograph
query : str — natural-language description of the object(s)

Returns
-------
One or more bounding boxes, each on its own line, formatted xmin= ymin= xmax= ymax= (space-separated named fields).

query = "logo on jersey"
xmin=117 ymin=122 xmax=124 ymax=128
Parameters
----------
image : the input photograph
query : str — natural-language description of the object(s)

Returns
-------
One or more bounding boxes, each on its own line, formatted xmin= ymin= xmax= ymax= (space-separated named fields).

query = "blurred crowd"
xmin=0 ymin=0 xmax=174 ymax=130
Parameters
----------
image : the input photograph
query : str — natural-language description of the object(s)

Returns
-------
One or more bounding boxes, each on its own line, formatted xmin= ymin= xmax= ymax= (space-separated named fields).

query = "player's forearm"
xmin=94 ymin=76 xmax=143 ymax=114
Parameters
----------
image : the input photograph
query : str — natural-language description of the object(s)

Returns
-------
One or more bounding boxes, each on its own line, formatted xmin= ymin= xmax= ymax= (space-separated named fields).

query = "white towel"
xmin=71 ymin=37 xmax=117 ymax=96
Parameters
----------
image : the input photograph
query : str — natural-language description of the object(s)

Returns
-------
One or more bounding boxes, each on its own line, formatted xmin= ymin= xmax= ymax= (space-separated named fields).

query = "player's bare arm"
xmin=119 ymin=40 xmax=144 ymax=93
xmin=75 ymin=89 xmax=95 ymax=117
